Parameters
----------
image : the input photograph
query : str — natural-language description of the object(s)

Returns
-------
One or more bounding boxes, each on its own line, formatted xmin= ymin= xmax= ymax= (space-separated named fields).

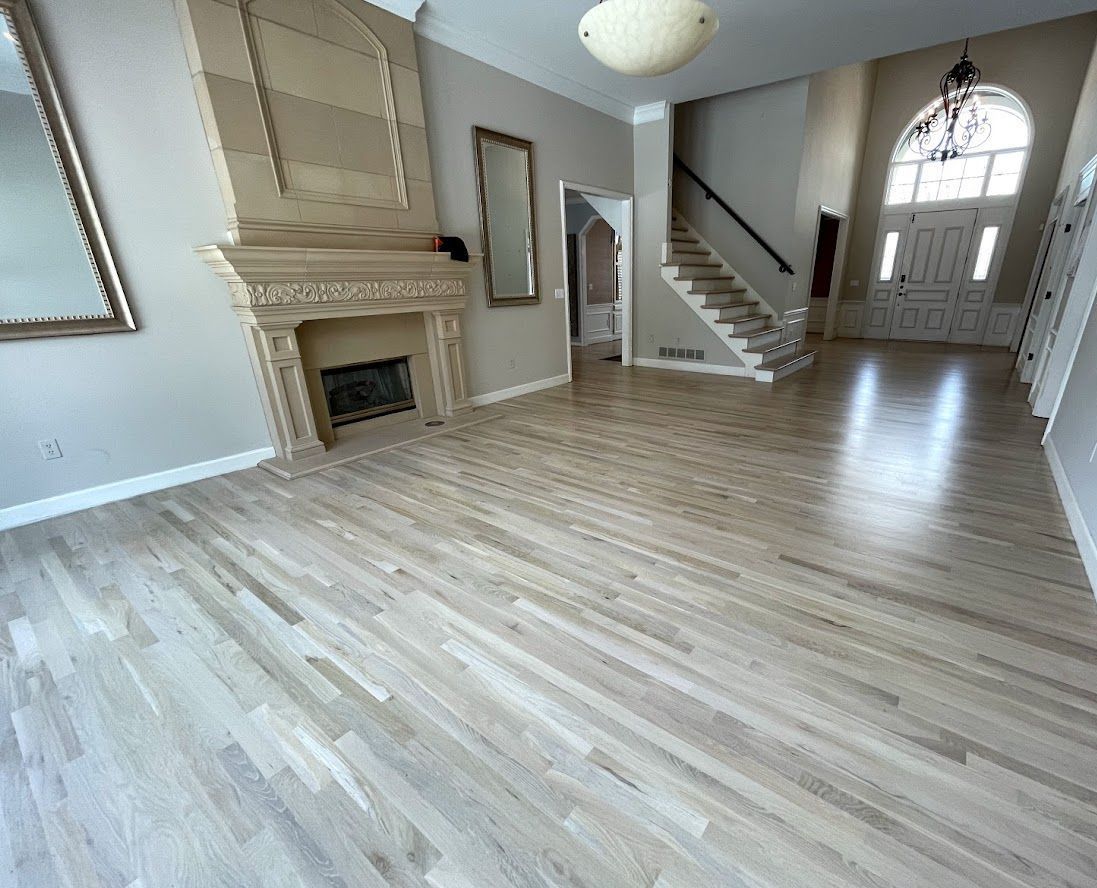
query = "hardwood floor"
xmin=2 ymin=338 xmax=1096 ymax=887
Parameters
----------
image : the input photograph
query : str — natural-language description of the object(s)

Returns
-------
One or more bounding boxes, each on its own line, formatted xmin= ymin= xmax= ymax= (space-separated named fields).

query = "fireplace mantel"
xmin=197 ymin=245 xmax=479 ymax=471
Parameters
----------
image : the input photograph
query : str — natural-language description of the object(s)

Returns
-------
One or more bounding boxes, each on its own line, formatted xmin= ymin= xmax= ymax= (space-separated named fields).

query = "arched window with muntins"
xmin=885 ymin=88 xmax=1031 ymax=206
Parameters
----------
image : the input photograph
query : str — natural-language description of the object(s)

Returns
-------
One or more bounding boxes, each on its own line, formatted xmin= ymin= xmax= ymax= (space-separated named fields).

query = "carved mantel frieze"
xmin=196 ymin=244 xmax=478 ymax=468
xmin=228 ymin=278 xmax=466 ymax=308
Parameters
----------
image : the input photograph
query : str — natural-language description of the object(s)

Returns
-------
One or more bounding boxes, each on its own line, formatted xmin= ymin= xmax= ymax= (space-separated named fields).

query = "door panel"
xmin=863 ymin=213 xmax=910 ymax=338
xmin=889 ymin=209 xmax=977 ymax=342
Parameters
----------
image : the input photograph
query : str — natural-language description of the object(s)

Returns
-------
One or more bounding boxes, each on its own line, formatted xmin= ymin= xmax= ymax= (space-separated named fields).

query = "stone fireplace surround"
xmin=197 ymin=244 xmax=483 ymax=478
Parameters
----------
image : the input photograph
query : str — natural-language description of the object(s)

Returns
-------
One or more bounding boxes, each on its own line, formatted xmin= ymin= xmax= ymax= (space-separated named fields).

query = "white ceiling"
xmin=397 ymin=0 xmax=1097 ymax=122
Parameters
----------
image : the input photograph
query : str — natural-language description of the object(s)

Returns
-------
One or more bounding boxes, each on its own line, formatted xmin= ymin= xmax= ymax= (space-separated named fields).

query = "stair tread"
xmin=663 ymin=261 xmax=722 ymax=268
xmin=671 ymin=237 xmax=700 ymax=244
xmin=715 ymin=314 xmax=771 ymax=325
xmin=756 ymin=351 xmax=815 ymax=371
xmin=728 ymin=325 xmax=783 ymax=340
xmin=688 ymin=287 xmax=744 ymax=295
xmin=675 ymin=275 xmax=736 ymax=282
xmin=743 ymin=338 xmax=800 ymax=355
xmin=702 ymin=299 xmax=759 ymax=309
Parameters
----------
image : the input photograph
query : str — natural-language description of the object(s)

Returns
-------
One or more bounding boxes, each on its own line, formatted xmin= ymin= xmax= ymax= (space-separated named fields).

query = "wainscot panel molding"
xmin=983 ymin=303 xmax=1021 ymax=347
xmin=0 ymin=447 xmax=275 ymax=531
xmin=836 ymin=300 xmax=865 ymax=337
xmin=782 ymin=306 xmax=809 ymax=346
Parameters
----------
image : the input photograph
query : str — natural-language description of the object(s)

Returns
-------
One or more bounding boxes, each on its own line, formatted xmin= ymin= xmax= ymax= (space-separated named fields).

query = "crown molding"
xmin=415 ymin=9 xmax=637 ymax=124
xmin=366 ymin=0 xmax=425 ymax=21
xmin=633 ymin=101 xmax=669 ymax=125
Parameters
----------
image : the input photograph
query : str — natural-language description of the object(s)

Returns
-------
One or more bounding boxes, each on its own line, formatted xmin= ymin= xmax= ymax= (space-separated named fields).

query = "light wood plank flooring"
xmin=3 ymin=338 xmax=1096 ymax=887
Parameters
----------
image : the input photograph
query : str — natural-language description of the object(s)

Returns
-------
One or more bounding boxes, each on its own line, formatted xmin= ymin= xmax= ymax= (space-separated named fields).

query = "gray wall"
xmin=0 ymin=0 xmax=271 ymax=512
xmin=418 ymin=36 xmax=634 ymax=396
xmin=1047 ymin=36 xmax=1097 ymax=591
xmin=674 ymin=78 xmax=809 ymax=316
xmin=1047 ymin=245 xmax=1097 ymax=588
xmin=565 ymin=198 xmax=599 ymax=235
xmin=632 ymin=110 xmax=739 ymax=366
xmin=846 ymin=14 xmax=1097 ymax=308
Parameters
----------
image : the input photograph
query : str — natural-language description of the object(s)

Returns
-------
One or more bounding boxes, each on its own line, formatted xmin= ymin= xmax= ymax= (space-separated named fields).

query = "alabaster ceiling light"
xmin=579 ymin=0 xmax=720 ymax=77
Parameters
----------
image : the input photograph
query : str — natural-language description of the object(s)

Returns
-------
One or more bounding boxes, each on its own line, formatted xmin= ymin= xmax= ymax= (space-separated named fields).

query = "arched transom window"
xmin=885 ymin=88 xmax=1031 ymax=206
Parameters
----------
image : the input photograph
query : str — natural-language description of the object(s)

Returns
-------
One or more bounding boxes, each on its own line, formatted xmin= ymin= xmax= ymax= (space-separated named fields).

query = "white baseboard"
xmin=468 ymin=373 xmax=571 ymax=407
xmin=0 ymin=447 xmax=275 ymax=532
xmin=1044 ymin=439 xmax=1097 ymax=597
xmin=634 ymin=357 xmax=752 ymax=377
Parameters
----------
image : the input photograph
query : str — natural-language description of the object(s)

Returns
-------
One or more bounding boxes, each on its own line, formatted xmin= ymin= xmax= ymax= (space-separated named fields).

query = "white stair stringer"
xmin=661 ymin=212 xmax=814 ymax=383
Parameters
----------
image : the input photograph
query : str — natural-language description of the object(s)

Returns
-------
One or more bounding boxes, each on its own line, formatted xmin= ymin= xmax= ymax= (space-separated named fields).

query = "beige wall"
xmin=0 ymin=0 xmax=271 ymax=513
xmin=672 ymin=63 xmax=875 ymax=319
xmin=846 ymin=14 xmax=1097 ymax=308
xmin=791 ymin=62 xmax=877 ymax=305
xmin=1057 ymin=38 xmax=1097 ymax=194
xmin=417 ymin=36 xmax=634 ymax=397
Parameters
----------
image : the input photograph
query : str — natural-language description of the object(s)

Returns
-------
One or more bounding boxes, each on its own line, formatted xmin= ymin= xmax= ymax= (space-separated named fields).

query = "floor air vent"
xmin=658 ymin=346 xmax=706 ymax=361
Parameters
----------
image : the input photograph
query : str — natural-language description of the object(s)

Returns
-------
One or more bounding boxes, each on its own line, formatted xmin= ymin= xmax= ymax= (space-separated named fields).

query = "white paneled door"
xmin=889 ymin=209 xmax=978 ymax=341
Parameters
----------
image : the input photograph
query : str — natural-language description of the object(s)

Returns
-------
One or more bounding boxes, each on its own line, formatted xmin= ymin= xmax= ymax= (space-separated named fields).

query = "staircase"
xmin=661 ymin=211 xmax=815 ymax=383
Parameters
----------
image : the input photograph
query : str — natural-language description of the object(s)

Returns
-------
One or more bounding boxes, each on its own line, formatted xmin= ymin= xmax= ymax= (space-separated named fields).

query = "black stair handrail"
xmin=673 ymin=155 xmax=795 ymax=276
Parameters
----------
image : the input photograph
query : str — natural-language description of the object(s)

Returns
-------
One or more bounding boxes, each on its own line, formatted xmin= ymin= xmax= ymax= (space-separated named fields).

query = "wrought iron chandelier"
xmin=908 ymin=39 xmax=991 ymax=163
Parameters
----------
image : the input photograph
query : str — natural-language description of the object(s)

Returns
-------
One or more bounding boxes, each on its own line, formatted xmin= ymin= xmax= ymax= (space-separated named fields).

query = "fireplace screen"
xmin=321 ymin=357 xmax=416 ymax=427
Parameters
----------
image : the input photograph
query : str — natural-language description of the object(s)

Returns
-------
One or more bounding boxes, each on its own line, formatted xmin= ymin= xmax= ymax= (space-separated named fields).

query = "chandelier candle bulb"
xmin=579 ymin=0 xmax=719 ymax=77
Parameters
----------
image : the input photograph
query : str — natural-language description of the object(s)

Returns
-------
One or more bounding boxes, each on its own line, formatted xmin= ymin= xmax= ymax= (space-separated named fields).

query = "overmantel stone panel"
xmin=197 ymin=245 xmax=475 ymax=467
xmin=175 ymin=0 xmax=438 ymax=249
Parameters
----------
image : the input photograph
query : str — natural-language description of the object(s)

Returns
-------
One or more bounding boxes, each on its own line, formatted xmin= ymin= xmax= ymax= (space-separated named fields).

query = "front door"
xmin=889 ymin=209 xmax=978 ymax=341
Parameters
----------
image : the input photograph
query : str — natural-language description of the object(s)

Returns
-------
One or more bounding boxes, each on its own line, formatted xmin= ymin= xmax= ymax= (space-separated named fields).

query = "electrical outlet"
xmin=647 ymin=334 xmax=655 ymax=344
xmin=38 ymin=438 xmax=62 ymax=460
xmin=506 ymin=357 xmax=517 ymax=371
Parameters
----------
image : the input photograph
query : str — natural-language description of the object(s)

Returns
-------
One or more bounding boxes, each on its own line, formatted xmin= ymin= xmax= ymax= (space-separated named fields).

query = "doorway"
xmin=807 ymin=208 xmax=849 ymax=340
xmin=559 ymin=182 xmax=634 ymax=375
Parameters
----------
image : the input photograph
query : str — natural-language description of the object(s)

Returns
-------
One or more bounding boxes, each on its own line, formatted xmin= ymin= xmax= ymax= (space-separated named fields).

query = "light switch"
xmin=554 ymin=288 xmax=565 ymax=300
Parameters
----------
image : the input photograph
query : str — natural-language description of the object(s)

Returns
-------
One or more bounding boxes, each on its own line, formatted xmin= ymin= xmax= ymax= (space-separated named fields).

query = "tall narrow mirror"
xmin=473 ymin=127 xmax=540 ymax=307
xmin=0 ymin=0 xmax=134 ymax=340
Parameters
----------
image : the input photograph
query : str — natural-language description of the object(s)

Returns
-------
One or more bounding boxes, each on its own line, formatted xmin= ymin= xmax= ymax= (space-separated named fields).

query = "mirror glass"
xmin=0 ymin=3 xmax=133 ymax=340
xmin=474 ymin=128 xmax=540 ymax=306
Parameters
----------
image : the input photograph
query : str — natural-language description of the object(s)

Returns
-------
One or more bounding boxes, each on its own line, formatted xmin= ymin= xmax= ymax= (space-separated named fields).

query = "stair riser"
xmin=671 ymin=252 xmax=711 ymax=263
xmin=688 ymin=278 xmax=735 ymax=291
xmin=737 ymin=330 xmax=782 ymax=350
xmin=759 ymin=341 xmax=799 ymax=363
xmin=755 ymin=353 xmax=815 ymax=383
xmin=726 ymin=317 xmax=768 ymax=334
xmin=717 ymin=305 xmax=757 ymax=321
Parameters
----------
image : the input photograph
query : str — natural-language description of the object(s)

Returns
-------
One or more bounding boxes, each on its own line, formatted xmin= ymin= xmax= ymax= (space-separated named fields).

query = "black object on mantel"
xmin=434 ymin=236 xmax=469 ymax=262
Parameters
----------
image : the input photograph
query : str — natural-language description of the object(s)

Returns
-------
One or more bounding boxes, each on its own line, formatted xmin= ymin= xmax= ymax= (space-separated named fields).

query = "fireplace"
xmin=322 ymin=357 xmax=416 ymax=427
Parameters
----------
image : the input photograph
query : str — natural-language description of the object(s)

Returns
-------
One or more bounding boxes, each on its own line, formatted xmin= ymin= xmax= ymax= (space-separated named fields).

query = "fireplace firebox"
xmin=321 ymin=357 xmax=416 ymax=427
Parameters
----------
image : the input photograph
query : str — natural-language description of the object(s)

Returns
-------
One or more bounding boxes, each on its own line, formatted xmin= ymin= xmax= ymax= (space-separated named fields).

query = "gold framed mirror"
xmin=0 ymin=0 xmax=134 ymax=341
xmin=473 ymin=127 xmax=540 ymax=307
